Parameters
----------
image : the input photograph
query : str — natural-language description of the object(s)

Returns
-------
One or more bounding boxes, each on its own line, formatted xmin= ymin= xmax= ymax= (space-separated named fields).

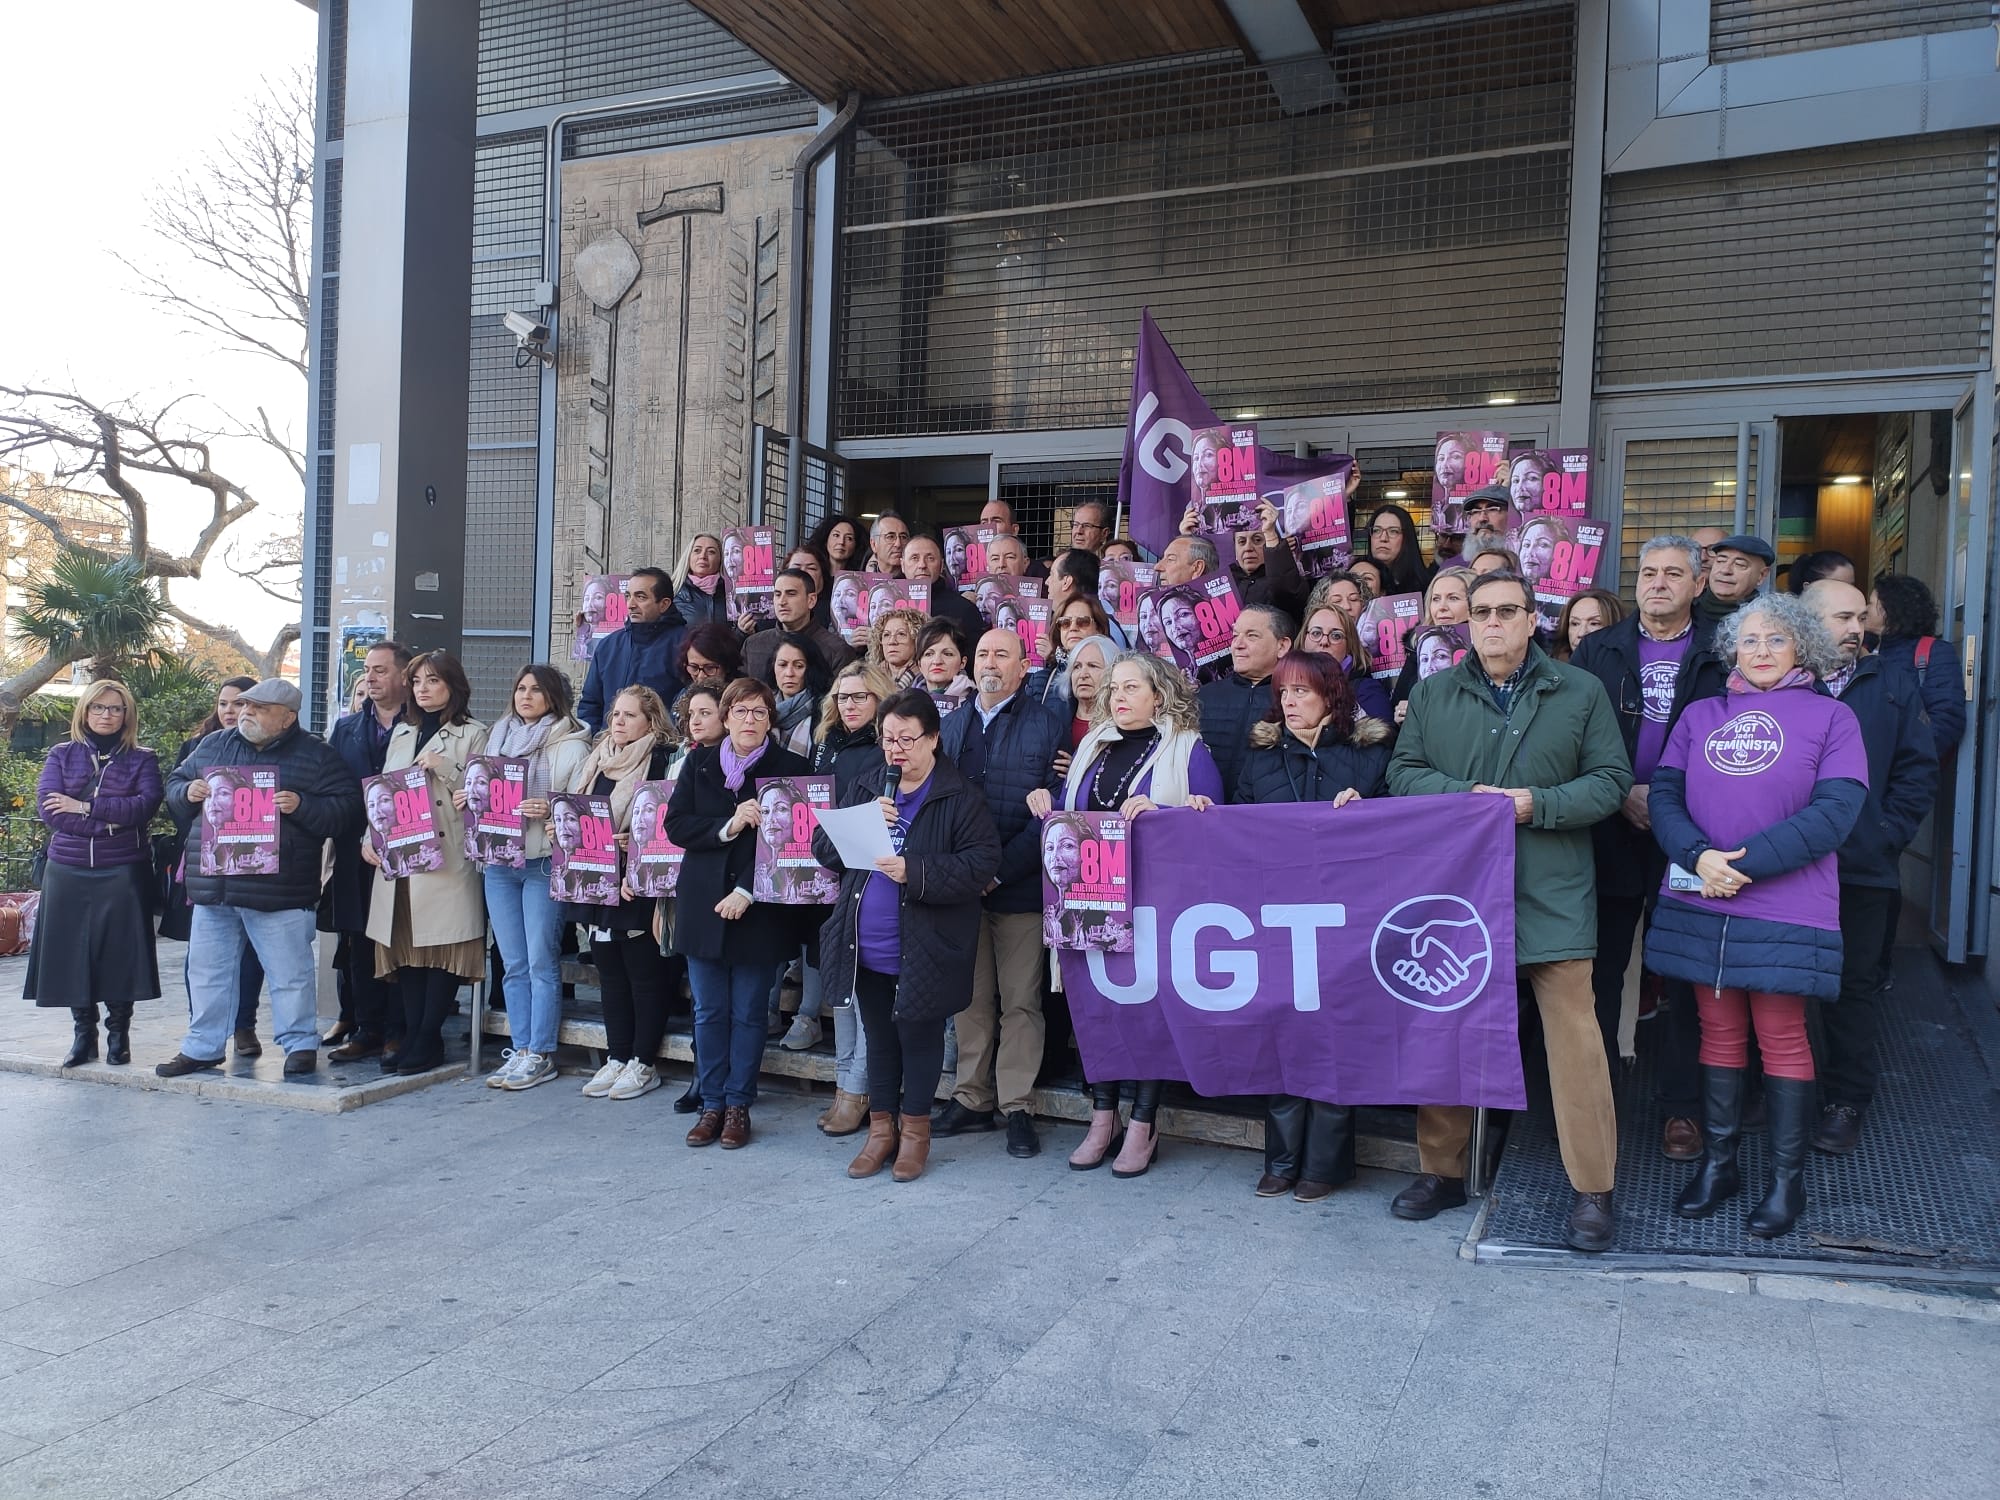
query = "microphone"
xmin=882 ymin=763 xmax=901 ymax=800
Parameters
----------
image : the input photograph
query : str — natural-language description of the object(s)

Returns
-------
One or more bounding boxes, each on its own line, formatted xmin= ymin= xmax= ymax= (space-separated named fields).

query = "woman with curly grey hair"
xmin=1642 ymin=590 xmax=1867 ymax=1240
xmin=1026 ymin=649 xmax=1225 ymax=1178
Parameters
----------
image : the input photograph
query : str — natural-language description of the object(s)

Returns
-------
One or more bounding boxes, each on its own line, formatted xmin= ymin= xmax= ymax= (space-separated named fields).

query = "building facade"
xmin=303 ymin=0 xmax=2000 ymax=963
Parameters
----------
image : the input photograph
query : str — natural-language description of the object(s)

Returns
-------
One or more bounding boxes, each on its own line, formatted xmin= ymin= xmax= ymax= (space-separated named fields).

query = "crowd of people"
xmin=24 ymin=495 xmax=1954 ymax=1239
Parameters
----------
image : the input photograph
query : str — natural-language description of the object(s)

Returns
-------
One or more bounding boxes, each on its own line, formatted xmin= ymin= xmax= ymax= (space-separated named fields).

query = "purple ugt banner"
xmin=1117 ymin=309 xmax=1350 ymax=559
xmin=1057 ymin=795 xmax=1527 ymax=1109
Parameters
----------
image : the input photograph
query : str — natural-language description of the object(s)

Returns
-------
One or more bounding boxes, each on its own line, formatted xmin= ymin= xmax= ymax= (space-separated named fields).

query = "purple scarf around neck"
xmin=1726 ymin=665 xmax=1816 ymax=696
xmin=720 ymin=735 xmax=769 ymax=791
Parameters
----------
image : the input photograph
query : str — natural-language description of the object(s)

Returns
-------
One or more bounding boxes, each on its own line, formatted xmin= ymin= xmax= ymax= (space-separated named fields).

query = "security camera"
xmin=505 ymin=309 xmax=553 ymax=368
xmin=504 ymin=310 xmax=549 ymax=343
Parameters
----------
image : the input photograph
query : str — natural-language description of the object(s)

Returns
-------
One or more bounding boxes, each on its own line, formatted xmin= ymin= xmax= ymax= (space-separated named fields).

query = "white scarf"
xmin=1062 ymin=722 xmax=1197 ymax=810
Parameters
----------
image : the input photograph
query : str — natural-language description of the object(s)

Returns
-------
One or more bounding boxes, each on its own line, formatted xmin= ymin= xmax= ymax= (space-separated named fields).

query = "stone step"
xmin=476 ymin=1003 xmax=1418 ymax=1171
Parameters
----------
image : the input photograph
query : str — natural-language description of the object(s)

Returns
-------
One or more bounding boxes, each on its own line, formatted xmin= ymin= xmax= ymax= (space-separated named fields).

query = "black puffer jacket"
xmin=167 ymin=723 xmax=364 ymax=913
xmin=1198 ymin=671 xmax=1274 ymax=796
xmin=938 ymin=692 xmax=1066 ymax=912
xmin=812 ymin=721 xmax=886 ymax=803
xmin=814 ymin=754 xmax=1001 ymax=1022
xmin=1231 ymin=714 xmax=1391 ymax=806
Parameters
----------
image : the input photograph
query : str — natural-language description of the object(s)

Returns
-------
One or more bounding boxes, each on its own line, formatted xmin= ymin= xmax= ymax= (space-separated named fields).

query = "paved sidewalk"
xmin=0 ymin=1064 xmax=1994 ymax=1500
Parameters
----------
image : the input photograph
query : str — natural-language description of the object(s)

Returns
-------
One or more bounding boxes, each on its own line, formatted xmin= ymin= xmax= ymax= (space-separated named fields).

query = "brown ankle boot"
xmin=820 ymin=1089 xmax=870 ymax=1137
xmin=847 ymin=1112 xmax=899 ymax=1179
xmin=892 ymin=1112 xmax=932 ymax=1182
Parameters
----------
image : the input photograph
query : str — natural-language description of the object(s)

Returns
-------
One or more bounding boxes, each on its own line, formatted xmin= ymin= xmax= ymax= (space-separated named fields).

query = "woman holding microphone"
xmin=814 ymin=689 xmax=1000 ymax=1182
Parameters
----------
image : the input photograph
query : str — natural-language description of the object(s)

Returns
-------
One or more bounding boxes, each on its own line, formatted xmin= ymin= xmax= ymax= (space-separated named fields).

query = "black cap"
xmin=1713 ymin=534 xmax=1775 ymax=566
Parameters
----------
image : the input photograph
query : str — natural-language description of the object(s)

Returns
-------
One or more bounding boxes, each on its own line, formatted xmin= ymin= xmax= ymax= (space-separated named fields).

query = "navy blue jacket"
xmin=578 ymin=615 xmax=688 ymax=733
xmin=937 ymin=690 xmax=1066 ymax=913
xmin=1231 ymin=716 xmax=1391 ymax=807
xmin=320 ymin=707 xmax=397 ymax=932
xmin=1568 ymin=613 xmax=1729 ymax=899
xmin=1197 ymin=671 xmax=1274 ymax=798
xmin=166 ymin=724 xmax=364 ymax=914
xmin=812 ymin=723 xmax=886 ymax=803
xmin=1877 ymin=633 xmax=1965 ymax=760
xmin=1821 ymin=656 xmax=1938 ymax=889
xmin=1645 ymin=729 xmax=1865 ymax=1003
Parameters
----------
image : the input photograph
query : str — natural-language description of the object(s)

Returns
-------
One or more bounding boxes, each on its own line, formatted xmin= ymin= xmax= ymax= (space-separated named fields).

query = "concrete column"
xmin=328 ymin=0 xmax=477 ymax=706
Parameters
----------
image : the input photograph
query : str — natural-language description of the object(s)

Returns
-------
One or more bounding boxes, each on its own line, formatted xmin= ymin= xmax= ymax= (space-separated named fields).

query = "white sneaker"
xmin=780 ymin=1016 xmax=822 ymax=1051
xmin=608 ymin=1059 xmax=660 ymax=1099
xmin=581 ymin=1058 xmax=624 ymax=1097
xmin=486 ymin=1049 xmax=525 ymax=1088
xmin=505 ymin=1052 xmax=557 ymax=1090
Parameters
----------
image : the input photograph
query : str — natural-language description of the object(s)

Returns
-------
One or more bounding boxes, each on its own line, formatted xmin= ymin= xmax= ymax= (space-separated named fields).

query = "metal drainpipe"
xmin=783 ymin=92 xmax=862 ymax=550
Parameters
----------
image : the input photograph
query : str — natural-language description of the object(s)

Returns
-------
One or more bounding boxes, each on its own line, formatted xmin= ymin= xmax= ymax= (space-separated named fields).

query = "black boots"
xmin=1262 ymin=1094 xmax=1356 ymax=1200
xmin=1747 ymin=1076 xmax=1814 ymax=1238
xmin=1674 ymin=1066 xmax=1744 ymax=1219
xmin=104 ymin=1006 xmax=132 ymax=1066
xmin=62 ymin=1005 xmax=98 ymax=1068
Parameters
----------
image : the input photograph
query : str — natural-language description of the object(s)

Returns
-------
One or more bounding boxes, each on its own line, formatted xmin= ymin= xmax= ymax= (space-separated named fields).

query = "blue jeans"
xmin=184 ymin=905 xmax=319 ymax=1060
xmin=688 ymin=956 xmax=780 ymax=1110
xmin=484 ymin=858 xmax=564 ymax=1056
xmin=182 ymin=949 xmax=264 ymax=1033
xmin=832 ymin=995 xmax=868 ymax=1094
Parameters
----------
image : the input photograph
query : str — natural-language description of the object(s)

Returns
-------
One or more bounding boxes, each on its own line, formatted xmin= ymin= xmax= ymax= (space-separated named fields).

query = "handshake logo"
xmin=1370 ymin=895 xmax=1494 ymax=1013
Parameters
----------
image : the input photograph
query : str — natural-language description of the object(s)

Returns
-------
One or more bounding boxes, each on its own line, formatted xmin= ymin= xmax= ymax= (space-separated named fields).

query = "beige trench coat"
xmin=364 ymin=718 xmax=489 ymax=950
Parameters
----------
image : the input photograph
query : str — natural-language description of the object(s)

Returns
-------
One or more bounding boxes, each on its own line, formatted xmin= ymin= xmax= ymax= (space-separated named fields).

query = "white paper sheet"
xmin=812 ymin=801 xmax=895 ymax=869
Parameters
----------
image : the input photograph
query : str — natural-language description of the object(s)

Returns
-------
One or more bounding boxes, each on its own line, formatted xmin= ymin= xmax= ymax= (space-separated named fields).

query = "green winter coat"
xmin=1387 ymin=644 xmax=1632 ymax=965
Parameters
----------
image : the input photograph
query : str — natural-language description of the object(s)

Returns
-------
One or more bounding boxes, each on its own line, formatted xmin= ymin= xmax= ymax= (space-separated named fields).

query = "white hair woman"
xmin=1644 ymin=593 xmax=1865 ymax=1239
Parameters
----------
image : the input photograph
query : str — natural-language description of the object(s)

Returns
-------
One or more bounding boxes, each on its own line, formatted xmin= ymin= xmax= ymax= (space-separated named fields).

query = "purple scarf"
xmin=720 ymin=736 xmax=769 ymax=791
xmin=1726 ymin=665 xmax=1817 ymax=696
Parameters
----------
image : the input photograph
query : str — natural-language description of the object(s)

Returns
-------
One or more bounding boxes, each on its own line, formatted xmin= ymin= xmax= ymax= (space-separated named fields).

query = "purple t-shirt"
xmin=1633 ymin=629 xmax=1692 ymax=782
xmin=1656 ymin=686 xmax=1867 ymax=931
xmin=856 ymin=775 xmax=931 ymax=975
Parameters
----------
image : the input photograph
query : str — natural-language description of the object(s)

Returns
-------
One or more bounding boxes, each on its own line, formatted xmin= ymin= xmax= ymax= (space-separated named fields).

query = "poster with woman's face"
xmin=1413 ymin=624 xmax=1470 ymax=681
xmin=1430 ymin=432 xmax=1508 ymax=536
xmin=462 ymin=756 xmax=527 ymax=868
xmin=1519 ymin=517 xmax=1609 ymax=636
xmin=200 ymin=766 xmax=280 ymax=877
xmin=572 ymin=574 xmax=630 ymax=661
xmin=749 ymin=775 xmax=837 ymax=905
xmin=627 ymin=778 xmax=682 ymax=898
xmin=724 ymin=526 xmax=775 ymax=617
xmin=1040 ymin=811 xmax=1132 ymax=953
xmin=363 ymin=766 xmax=444 ymax=881
xmin=547 ymin=793 xmax=618 ymax=905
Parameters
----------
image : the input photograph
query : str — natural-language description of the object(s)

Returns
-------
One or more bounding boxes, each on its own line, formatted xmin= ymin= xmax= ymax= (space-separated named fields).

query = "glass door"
xmin=1602 ymin=421 xmax=1778 ymax=593
xmin=1929 ymin=392 xmax=1992 ymax=961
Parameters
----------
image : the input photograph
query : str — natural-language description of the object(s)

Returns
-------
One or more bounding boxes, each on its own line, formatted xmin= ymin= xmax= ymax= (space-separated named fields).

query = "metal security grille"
xmin=1353 ymin=441 xmax=1443 ymax=568
xmin=753 ymin=426 xmax=848 ymax=541
xmin=1711 ymin=0 xmax=1994 ymax=62
xmin=562 ymin=88 xmax=817 ymax=160
xmin=839 ymin=3 xmax=1576 ymax=438
xmin=1597 ymin=133 xmax=1998 ymax=389
xmin=305 ymin=145 xmax=343 ymax=732
xmin=325 ymin=0 xmax=347 ymax=142
xmin=478 ymin=0 xmax=774 ymax=116
xmin=997 ymin=461 xmax=1122 ymax=564
xmin=465 ymin=132 xmax=545 ymax=717
xmin=1615 ymin=435 xmax=1759 ymax=584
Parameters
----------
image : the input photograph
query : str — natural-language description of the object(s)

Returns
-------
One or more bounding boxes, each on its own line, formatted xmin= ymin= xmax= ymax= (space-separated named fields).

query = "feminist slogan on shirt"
xmin=199 ymin=766 xmax=280 ymax=877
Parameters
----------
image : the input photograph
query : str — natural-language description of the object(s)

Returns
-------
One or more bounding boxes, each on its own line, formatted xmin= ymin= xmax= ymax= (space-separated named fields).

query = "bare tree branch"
xmin=162 ymin=591 xmax=299 ymax=680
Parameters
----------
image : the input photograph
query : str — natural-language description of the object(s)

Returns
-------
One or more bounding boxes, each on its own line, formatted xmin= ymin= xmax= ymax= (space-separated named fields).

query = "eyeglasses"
xmin=833 ymin=691 xmax=875 ymax=706
xmin=1302 ymin=627 xmax=1342 ymax=646
xmin=1468 ymin=604 xmax=1528 ymax=623
xmin=881 ymin=732 xmax=929 ymax=750
xmin=1739 ymin=634 xmax=1793 ymax=653
xmin=1369 ymin=524 xmax=1402 ymax=537
xmin=1072 ymin=518 xmax=1109 ymax=533
xmin=86 ymin=701 xmax=125 ymax=713
xmin=729 ymin=705 xmax=770 ymax=721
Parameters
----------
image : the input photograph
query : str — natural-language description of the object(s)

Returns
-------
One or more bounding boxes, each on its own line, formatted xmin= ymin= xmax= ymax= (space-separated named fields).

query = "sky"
xmin=0 ymin=0 xmax=319 ymax=661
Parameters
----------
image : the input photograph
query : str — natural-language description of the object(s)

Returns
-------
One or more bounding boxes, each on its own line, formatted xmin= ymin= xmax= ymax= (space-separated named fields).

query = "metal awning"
xmin=687 ymin=0 xmax=1522 ymax=102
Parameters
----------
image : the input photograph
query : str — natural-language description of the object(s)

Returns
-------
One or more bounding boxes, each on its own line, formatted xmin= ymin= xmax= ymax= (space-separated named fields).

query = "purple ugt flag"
xmin=1117 ymin=309 xmax=1350 ymax=559
xmin=1057 ymin=794 xmax=1527 ymax=1109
